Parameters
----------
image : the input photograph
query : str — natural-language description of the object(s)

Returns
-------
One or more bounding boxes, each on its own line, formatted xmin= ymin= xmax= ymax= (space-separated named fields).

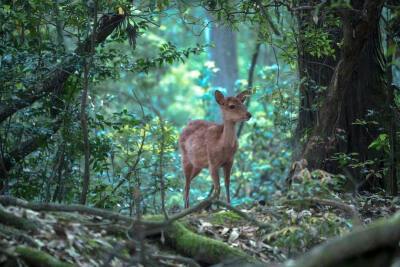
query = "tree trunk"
xmin=207 ymin=13 xmax=238 ymax=122
xmin=332 ymin=13 xmax=387 ymax=189
xmin=79 ymin=65 xmax=91 ymax=205
xmin=384 ymin=7 xmax=398 ymax=195
xmin=296 ymin=2 xmax=341 ymax=139
xmin=80 ymin=1 xmax=98 ymax=205
xmin=237 ymin=43 xmax=261 ymax=138
xmin=301 ymin=1 xmax=386 ymax=184
xmin=289 ymin=210 xmax=400 ymax=267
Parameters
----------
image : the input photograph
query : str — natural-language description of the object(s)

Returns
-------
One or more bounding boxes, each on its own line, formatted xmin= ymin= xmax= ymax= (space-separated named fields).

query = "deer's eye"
xmin=229 ymin=105 xmax=235 ymax=109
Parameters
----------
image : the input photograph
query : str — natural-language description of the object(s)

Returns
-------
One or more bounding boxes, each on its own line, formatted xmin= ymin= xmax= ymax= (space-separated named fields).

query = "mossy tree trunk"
xmin=164 ymin=219 xmax=259 ymax=265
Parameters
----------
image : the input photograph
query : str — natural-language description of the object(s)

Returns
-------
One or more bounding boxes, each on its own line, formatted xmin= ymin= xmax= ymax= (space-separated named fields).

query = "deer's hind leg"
xmin=183 ymin=160 xmax=203 ymax=208
xmin=209 ymin=166 xmax=221 ymax=198
xmin=182 ymin=159 xmax=193 ymax=209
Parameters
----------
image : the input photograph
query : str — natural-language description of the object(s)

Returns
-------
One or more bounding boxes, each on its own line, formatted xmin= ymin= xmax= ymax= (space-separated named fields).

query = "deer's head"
xmin=215 ymin=90 xmax=252 ymax=122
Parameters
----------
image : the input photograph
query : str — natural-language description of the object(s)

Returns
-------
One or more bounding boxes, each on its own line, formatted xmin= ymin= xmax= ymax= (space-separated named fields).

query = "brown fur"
xmin=179 ymin=90 xmax=251 ymax=208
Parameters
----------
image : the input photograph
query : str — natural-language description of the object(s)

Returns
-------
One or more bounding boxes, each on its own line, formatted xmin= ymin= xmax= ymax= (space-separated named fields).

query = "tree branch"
xmin=0 ymin=120 xmax=62 ymax=179
xmin=0 ymin=195 xmax=216 ymax=229
xmin=0 ymin=14 xmax=125 ymax=124
xmin=254 ymin=0 xmax=280 ymax=36
xmin=237 ymin=42 xmax=261 ymax=137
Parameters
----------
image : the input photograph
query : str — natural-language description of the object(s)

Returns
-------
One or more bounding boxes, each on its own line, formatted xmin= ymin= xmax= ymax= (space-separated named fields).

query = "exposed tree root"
xmin=152 ymin=216 xmax=261 ymax=265
xmin=9 ymin=246 xmax=73 ymax=267
xmin=0 ymin=224 xmax=39 ymax=248
xmin=0 ymin=195 xmax=140 ymax=224
xmin=0 ymin=206 xmax=39 ymax=231
xmin=150 ymin=253 xmax=201 ymax=267
xmin=0 ymin=195 xmax=215 ymax=229
xmin=286 ymin=212 xmax=400 ymax=267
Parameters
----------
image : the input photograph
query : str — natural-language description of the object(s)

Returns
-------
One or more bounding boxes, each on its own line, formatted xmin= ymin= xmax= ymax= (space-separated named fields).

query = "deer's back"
xmin=179 ymin=120 xmax=218 ymax=149
xmin=179 ymin=120 xmax=221 ymax=168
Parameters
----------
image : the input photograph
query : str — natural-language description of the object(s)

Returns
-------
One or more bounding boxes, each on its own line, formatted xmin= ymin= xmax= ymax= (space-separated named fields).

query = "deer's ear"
xmin=236 ymin=90 xmax=249 ymax=103
xmin=215 ymin=90 xmax=225 ymax=105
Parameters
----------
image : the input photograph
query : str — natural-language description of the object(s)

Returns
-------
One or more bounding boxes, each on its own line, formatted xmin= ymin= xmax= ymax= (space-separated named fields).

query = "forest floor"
xmin=1 ymin=192 xmax=399 ymax=266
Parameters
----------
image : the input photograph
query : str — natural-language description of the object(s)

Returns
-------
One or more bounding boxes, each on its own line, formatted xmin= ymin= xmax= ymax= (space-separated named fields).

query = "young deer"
xmin=179 ymin=90 xmax=251 ymax=208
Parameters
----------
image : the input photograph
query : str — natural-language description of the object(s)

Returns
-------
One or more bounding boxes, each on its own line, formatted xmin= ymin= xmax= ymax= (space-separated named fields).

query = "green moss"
xmin=15 ymin=246 xmax=73 ymax=267
xmin=80 ymin=236 xmax=110 ymax=258
xmin=0 ymin=208 xmax=38 ymax=231
xmin=147 ymin=215 xmax=258 ymax=265
xmin=179 ymin=218 xmax=197 ymax=232
xmin=104 ymin=225 xmax=128 ymax=238
xmin=50 ymin=212 xmax=80 ymax=223
xmin=121 ymin=248 xmax=130 ymax=257
xmin=201 ymin=210 xmax=245 ymax=225
xmin=86 ymin=238 xmax=99 ymax=248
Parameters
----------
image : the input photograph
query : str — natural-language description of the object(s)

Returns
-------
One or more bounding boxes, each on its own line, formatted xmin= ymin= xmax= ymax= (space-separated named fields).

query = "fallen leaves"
xmin=1 ymin=192 xmax=399 ymax=266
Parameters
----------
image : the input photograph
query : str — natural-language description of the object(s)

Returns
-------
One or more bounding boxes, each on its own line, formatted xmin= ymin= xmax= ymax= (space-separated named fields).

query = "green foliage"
xmin=368 ymin=134 xmax=390 ymax=154
xmin=2 ymin=1 xmax=400 ymax=265
xmin=330 ymin=121 xmax=393 ymax=182
xmin=267 ymin=209 xmax=348 ymax=253
xmin=3 ymin=0 xmax=397 ymax=222
xmin=300 ymin=18 xmax=339 ymax=59
xmin=287 ymin=171 xmax=345 ymax=200
xmin=266 ymin=172 xmax=349 ymax=253
xmin=331 ymin=152 xmax=386 ymax=181
xmin=0 ymin=0 xmax=302 ymax=211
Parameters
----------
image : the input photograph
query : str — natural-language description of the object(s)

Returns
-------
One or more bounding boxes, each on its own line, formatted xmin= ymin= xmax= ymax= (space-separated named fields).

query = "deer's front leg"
xmin=209 ymin=166 xmax=221 ymax=198
xmin=223 ymin=161 xmax=233 ymax=203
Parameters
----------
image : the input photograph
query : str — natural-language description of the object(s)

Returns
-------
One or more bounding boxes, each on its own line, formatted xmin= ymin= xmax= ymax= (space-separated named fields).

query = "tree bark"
xmin=286 ymin=212 xmax=400 ymax=267
xmin=385 ymin=85 xmax=398 ymax=195
xmin=79 ymin=63 xmax=91 ymax=205
xmin=334 ymin=14 xmax=386 ymax=182
xmin=80 ymin=1 xmax=98 ymax=205
xmin=384 ymin=9 xmax=398 ymax=195
xmin=302 ymin=1 xmax=385 ymax=175
xmin=295 ymin=1 xmax=340 ymax=143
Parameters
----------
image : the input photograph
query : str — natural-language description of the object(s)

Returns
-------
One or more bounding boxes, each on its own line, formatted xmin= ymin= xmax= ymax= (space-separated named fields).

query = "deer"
xmin=179 ymin=90 xmax=251 ymax=208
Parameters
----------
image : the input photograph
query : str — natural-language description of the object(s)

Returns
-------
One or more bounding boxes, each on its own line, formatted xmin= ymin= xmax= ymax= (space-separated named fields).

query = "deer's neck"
xmin=221 ymin=120 xmax=236 ymax=148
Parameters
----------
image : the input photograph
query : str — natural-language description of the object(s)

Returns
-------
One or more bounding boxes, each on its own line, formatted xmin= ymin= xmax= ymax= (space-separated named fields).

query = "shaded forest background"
xmin=1 ymin=0 xmax=400 ymax=266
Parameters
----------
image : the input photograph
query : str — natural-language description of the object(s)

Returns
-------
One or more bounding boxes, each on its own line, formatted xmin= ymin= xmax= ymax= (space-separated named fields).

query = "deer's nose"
xmin=247 ymin=112 xmax=252 ymax=119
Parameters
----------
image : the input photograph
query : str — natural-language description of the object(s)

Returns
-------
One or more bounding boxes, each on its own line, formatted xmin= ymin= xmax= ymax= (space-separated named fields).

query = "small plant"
xmin=287 ymin=169 xmax=345 ymax=200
